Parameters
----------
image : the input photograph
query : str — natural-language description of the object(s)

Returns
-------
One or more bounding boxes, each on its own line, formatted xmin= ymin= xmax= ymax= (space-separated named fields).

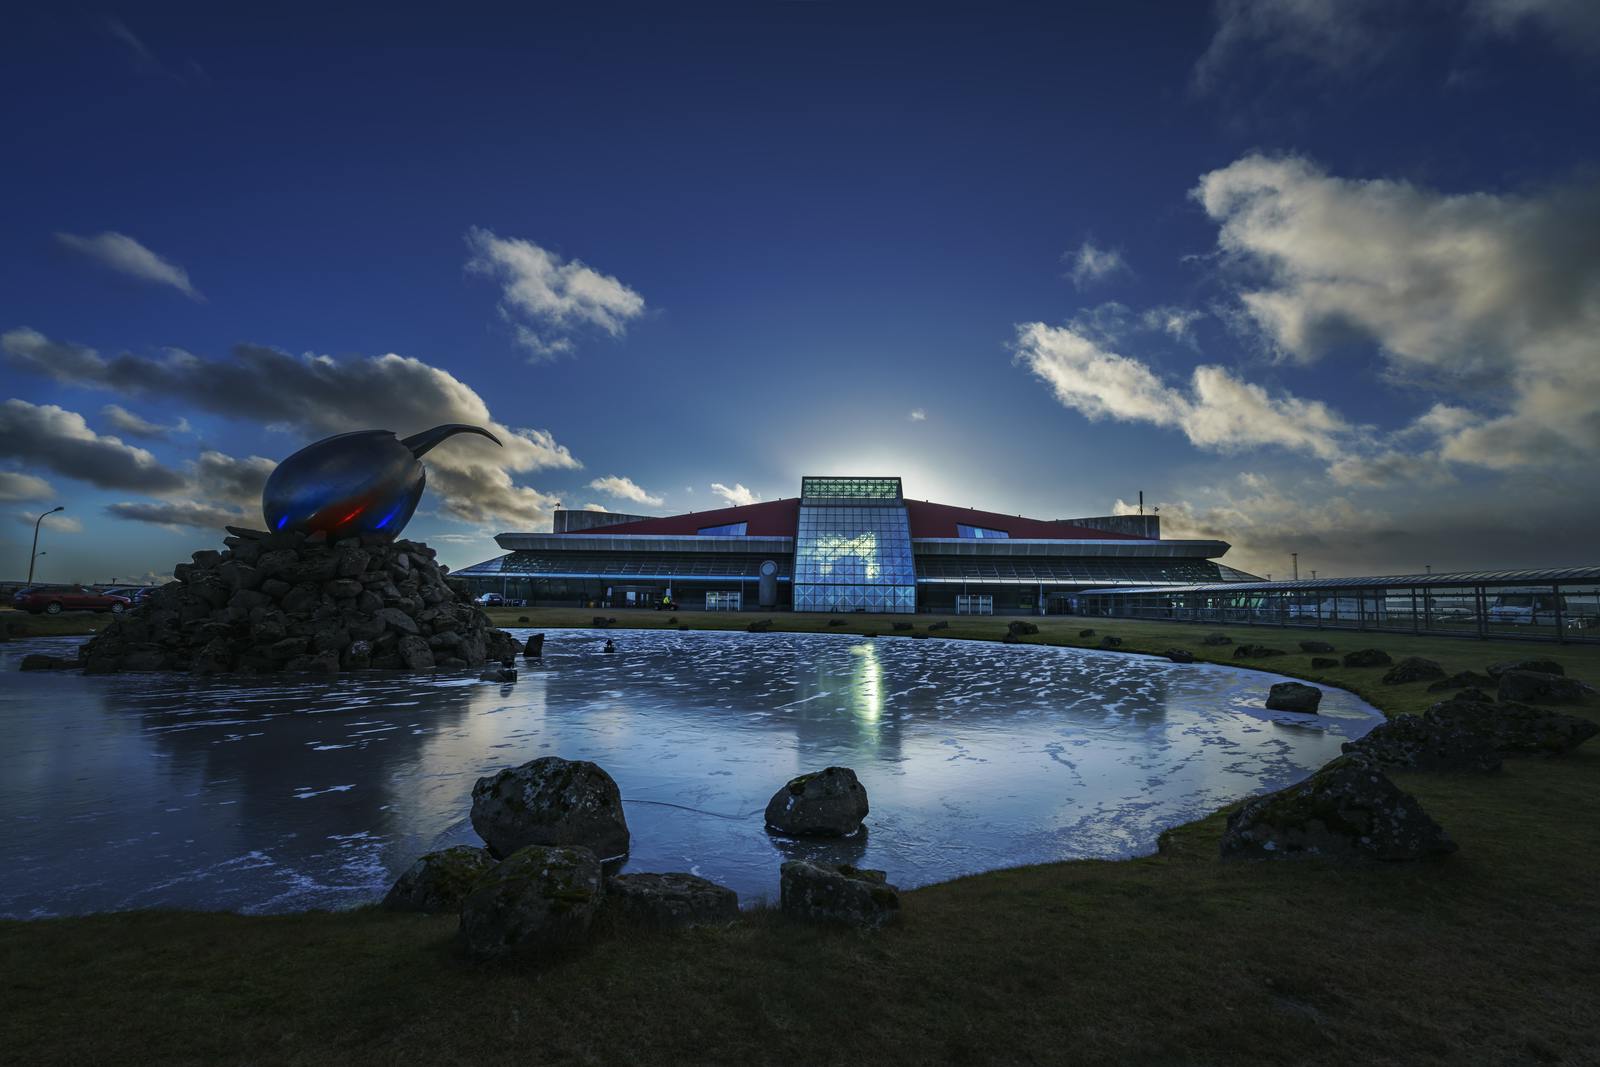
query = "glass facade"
xmin=793 ymin=503 xmax=917 ymax=613
xmin=956 ymin=524 xmax=1009 ymax=539
xmin=798 ymin=476 xmax=903 ymax=503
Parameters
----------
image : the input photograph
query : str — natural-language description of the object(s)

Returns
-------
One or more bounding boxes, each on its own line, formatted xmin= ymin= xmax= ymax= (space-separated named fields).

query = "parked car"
xmin=12 ymin=586 xmax=132 ymax=615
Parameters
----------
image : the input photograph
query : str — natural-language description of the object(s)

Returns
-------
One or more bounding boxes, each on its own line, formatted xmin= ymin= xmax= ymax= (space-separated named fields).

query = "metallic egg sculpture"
xmin=262 ymin=424 xmax=501 ymax=539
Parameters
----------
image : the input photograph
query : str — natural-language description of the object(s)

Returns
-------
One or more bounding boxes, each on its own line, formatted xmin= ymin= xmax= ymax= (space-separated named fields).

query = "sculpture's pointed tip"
xmin=400 ymin=424 xmax=502 ymax=458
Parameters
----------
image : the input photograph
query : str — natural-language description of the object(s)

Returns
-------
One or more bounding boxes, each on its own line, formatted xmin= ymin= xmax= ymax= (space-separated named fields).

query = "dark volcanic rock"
xmin=1299 ymin=640 xmax=1336 ymax=654
xmin=383 ymin=845 xmax=497 ymax=913
xmin=1078 ymin=628 xmax=1096 ymax=637
xmin=765 ymin=766 xmax=869 ymax=837
xmin=1165 ymin=648 xmax=1195 ymax=664
xmin=604 ymin=872 xmax=739 ymax=929
xmin=780 ymin=860 xmax=901 ymax=928
xmin=73 ymin=532 xmax=518 ymax=675
xmin=1265 ymin=681 xmax=1322 ymax=713
xmin=19 ymin=653 xmax=78 ymax=671
xmin=1382 ymin=657 xmax=1447 ymax=685
xmin=1496 ymin=670 xmax=1590 ymax=706
xmin=1429 ymin=693 xmax=1598 ymax=754
xmin=471 ymin=757 xmax=631 ymax=860
xmin=1427 ymin=670 xmax=1495 ymax=693
xmin=1345 ymin=691 xmax=1596 ymax=768
xmin=1099 ymin=635 xmax=1124 ymax=648
xmin=1220 ymin=757 xmax=1457 ymax=861
xmin=1233 ymin=644 xmax=1286 ymax=658
xmin=457 ymin=845 xmax=604 ymax=960
xmin=1342 ymin=648 xmax=1393 ymax=668
xmin=1486 ymin=658 xmax=1564 ymax=680
xmin=1310 ymin=657 xmax=1340 ymax=669
xmin=1008 ymin=620 xmax=1039 ymax=636
xmin=1341 ymin=715 xmax=1504 ymax=773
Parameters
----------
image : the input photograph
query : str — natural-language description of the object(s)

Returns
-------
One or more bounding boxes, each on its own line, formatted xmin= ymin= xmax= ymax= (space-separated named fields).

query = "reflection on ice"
xmin=0 ymin=629 xmax=1381 ymax=917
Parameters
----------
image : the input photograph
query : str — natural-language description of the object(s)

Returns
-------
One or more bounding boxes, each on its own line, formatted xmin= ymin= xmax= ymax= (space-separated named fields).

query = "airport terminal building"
xmin=455 ymin=476 xmax=1256 ymax=614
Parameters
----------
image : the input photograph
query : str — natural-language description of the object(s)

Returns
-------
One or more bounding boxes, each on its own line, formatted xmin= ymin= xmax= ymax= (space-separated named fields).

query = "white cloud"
xmin=710 ymin=482 xmax=760 ymax=507
xmin=0 ymin=399 xmax=186 ymax=492
xmin=1197 ymin=0 xmax=1600 ymax=90
xmin=1014 ymin=323 xmax=1351 ymax=461
xmin=0 ymin=471 xmax=54 ymax=502
xmin=1140 ymin=306 xmax=1205 ymax=341
xmin=1196 ymin=153 xmax=1600 ymax=471
xmin=1 ymin=332 xmax=582 ymax=531
xmin=1195 ymin=0 xmax=1391 ymax=90
xmin=582 ymin=503 xmax=609 ymax=512
xmin=908 ymin=409 xmax=927 ymax=422
xmin=587 ymin=475 xmax=663 ymax=507
xmin=466 ymin=227 xmax=646 ymax=359
xmin=102 ymin=404 xmax=188 ymax=440
xmin=1465 ymin=0 xmax=1600 ymax=52
xmin=104 ymin=500 xmax=240 ymax=532
xmin=1066 ymin=240 xmax=1129 ymax=289
xmin=15 ymin=509 xmax=83 ymax=534
xmin=55 ymin=231 xmax=201 ymax=300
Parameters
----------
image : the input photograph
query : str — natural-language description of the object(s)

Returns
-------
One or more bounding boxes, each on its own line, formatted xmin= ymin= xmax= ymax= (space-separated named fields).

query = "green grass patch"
xmin=3 ymin=608 xmax=1598 ymax=1064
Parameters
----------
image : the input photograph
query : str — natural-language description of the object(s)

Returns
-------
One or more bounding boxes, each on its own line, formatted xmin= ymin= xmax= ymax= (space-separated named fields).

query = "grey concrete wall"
xmin=552 ymin=509 xmax=654 ymax=533
xmin=1058 ymin=514 xmax=1162 ymax=539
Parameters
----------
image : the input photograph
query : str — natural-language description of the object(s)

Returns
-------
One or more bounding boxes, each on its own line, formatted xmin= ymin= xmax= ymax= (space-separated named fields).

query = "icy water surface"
xmin=0 ymin=628 xmax=1381 ymax=917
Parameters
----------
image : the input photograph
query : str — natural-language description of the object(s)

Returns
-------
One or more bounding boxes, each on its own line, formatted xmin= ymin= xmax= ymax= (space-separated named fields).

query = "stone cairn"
xmin=73 ymin=526 xmax=520 ymax=675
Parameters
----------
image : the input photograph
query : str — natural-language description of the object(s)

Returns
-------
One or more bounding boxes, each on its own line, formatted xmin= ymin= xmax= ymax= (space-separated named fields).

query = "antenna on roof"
xmin=1138 ymin=490 xmax=1144 ymax=515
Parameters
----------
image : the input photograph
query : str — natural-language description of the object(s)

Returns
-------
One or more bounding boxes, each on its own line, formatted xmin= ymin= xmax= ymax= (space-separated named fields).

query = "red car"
xmin=11 ymin=586 xmax=132 ymax=616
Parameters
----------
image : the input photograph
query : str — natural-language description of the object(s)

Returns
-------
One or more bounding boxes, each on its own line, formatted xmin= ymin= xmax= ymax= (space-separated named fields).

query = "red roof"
xmin=565 ymin=497 xmax=1140 ymax=541
xmin=566 ymin=498 xmax=801 ymax=537
xmin=904 ymin=500 xmax=1141 ymax=540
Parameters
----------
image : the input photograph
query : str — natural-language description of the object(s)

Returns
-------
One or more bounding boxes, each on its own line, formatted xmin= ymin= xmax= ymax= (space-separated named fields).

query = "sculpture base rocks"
xmin=75 ymin=527 xmax=519 ymax=674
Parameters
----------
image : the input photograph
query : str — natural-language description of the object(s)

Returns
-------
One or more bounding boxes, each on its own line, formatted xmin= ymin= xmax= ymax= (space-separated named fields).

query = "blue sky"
xmin=2 ymin=1 xmax=1598 ymax=583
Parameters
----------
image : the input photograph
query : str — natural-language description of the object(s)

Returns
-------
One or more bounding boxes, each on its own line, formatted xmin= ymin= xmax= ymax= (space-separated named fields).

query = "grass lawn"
xmin=3 ymin=609 xmax=1597 ymax=1065
xmin=0 ymin=606 xmax=123 ymax=639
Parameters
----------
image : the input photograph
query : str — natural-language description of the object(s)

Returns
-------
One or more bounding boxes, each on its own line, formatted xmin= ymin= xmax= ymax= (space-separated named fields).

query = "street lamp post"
xmin=27 ymin=506 xmax=64 ymax=584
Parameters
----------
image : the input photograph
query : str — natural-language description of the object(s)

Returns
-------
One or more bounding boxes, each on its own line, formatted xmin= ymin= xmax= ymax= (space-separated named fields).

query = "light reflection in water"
xmin=851 ymin=643 xmax=883 ymax=724
xmin=0 ymin=629 xmax=1381 ymax=918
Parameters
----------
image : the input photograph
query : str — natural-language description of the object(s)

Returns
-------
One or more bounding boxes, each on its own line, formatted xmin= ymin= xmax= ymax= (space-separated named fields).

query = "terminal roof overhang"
xmin=494 ymin=496 xmax=1229 ymax=559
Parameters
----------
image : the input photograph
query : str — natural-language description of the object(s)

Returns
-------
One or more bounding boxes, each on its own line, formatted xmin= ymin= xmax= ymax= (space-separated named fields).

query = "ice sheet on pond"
xmin=0 ymin=628 xmax=1381 ymax=917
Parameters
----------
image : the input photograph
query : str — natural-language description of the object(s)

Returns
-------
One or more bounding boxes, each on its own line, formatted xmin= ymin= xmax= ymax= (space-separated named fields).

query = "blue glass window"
xmin=957 ymin=524 xmax=1010 ymax=539
xmin=697 ymin=522 xmax=749 ymax=536
xmin=792 ymin=503 xmax=916 ymax=613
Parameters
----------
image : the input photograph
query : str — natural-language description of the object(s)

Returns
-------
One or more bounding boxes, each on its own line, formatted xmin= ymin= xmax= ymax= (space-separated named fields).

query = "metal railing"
xmin=1074 ymin=576 xmax=1600 ymax=644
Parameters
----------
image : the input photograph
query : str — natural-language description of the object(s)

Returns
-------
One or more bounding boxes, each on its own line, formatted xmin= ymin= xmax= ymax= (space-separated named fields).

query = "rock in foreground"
xmin=1265 ymin=681 xmax=1322 ymax=713
xmin=471 ymin=757 xmax=631 ymax=860
xmin=1497 ymin=670 xmax=1590 ymax=705
xmin=1487 ymin=658 xmax=1563 ymax=680
xmin=605 ymin=872 xmax=739 ymax=929
xmin=1299 ymin=640 xmax=1335 ymax=654
xmin=458 ymin=845 xmax=604 ymax=960
xmin=382 ymin=845 xmax=497 ymax=913
xmin=1382 ymin=657 xmax=1447 ymax=685
xmin=74 ymin=528 xmax=519 ymax=674
xmin=1427 ymin=693 xmax=1598 ymax=755
xmin=1220 ymin=757 xmax=1457 ymax=861
xmin=764 ymin=766 xmax=869 ymax=837
xmin=1341 ymin=715 xmax=1503 ymax=773
xmin=780 ymin=860 xmax=900 ymax=928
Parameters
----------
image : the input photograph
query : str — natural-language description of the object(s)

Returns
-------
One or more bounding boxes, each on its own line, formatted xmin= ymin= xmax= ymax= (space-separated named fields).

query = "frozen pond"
xmin=0 ymin=628 xmax=1381 ymax=918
